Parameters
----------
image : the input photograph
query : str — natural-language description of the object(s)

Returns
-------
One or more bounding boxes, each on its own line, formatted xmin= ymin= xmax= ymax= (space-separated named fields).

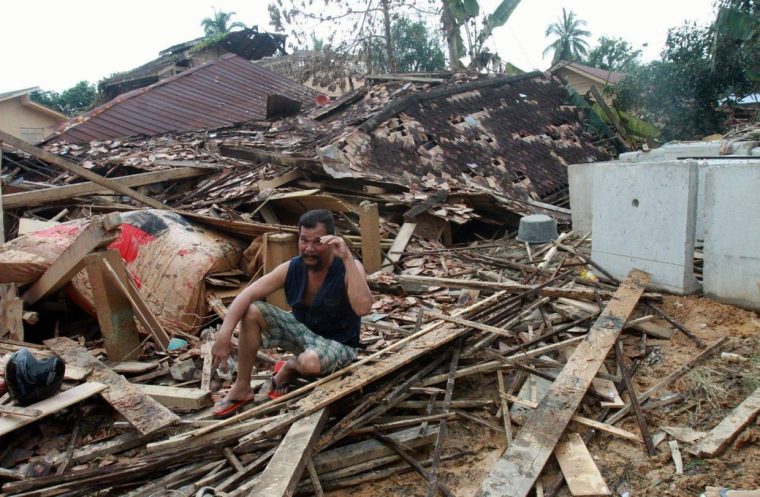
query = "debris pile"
xmin=0 ymin=73 xmax=758 ymax=497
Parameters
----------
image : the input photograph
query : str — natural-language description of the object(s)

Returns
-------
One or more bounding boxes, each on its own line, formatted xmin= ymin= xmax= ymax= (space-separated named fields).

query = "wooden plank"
xmin=264 ymin=233 xmax=298 ymax=310
xmin=382 ymin=222 xmax=416 ymax=273
xmin=690 ymin=387 xmax=760 ymax=458
xmin=669 ymin=440 xmax=683 ymax=475
xmin=359 ymin=201 xmax=381 ymax=274
xmin=554 ymin=433 xmax=611 ymax=496
xmin=705 ymin=488 xmax=760 ymax=497
xmin=109 ymin=361 xmax=158 ymax=375
xmin=477 ymin=269 xmax=650 ymax=497
xmin=200 ymin=340 xmax=213 ymax=392
xmin=2 ymin=167 xmax=210 ymax=208
xmin=22 ymin=214 xmax=122 ymax=304
xmin=0 ymin=284 xmax=24 ymax=341
xmin=257 ymin=169 xmax=302 ymax=191
xmin=99 ymin=251 xmax=171 ymax=350
xmin=0 ymin=404 xmax=43 ymax=417
xmin=85 ymin=254 xmax=141 ymax=362
xmin=0 ymin=382 xmax=106 ymax=436
xmin=313 ymin=425 xmax=438 ymax=474
xmin=502 ymin=393 xmax=643 ymax=443
xmin=248 ymin=408 xmax=329 ymax=497
xmin=134 ymin=384 xmax=212 ymax=410
xmin=399 ymin=274 xmax=659 ymax=302
xmin=45 ymin=337 xmax=179 ymax=435
xmin=0 ymin=129 xmax=166 ymax=209
xmin=17 ymin=218 xmax=60 ymax=236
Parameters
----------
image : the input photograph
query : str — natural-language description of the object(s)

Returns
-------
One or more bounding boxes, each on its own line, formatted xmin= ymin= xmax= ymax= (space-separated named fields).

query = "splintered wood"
xmin=45 ymin=337 xmax=179 ymax=435
xmin=477 ymin=270 xmax=650 ymax=497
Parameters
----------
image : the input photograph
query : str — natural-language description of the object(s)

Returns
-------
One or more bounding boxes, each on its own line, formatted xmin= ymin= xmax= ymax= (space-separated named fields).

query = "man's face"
xmin=299 ymin=223 xmax=330 ymax=270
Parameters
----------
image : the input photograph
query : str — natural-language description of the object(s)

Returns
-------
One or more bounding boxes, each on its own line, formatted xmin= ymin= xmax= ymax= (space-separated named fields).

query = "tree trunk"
xmin=441 ymin=4 xmax=462 ymax=70
xmin=381 ymin=0 xmax=397 ymax=73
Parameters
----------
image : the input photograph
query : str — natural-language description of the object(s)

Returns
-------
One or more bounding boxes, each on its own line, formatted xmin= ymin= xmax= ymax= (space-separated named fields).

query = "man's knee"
xmin=241 ymin=304 xmax=266 ymax=332
xmin=297 ymin=350 xmax=321 ymax=376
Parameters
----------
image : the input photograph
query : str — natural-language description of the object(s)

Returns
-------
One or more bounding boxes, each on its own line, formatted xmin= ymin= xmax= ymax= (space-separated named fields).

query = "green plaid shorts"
xmin=253 ymin=301 xmax=357 ymax=374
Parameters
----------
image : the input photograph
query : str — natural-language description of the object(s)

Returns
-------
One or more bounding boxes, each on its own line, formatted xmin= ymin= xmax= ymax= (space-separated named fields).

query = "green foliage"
xmin=200 ymin=9 xmax=246 ymax=37
xmin=30 ymin=81 xmax=97 ymax=116
xmin=584 ymin=36 xmax=641 ymax=73
xmin=543 ymin=8 xmax=591 ymax=64
xmin=614 ymin=19 xmax=757 ymax=141
xmin=477 ymin=0 xmax=521 ymax=47
xmin=367 ymin=17 xmax=447 ymax=73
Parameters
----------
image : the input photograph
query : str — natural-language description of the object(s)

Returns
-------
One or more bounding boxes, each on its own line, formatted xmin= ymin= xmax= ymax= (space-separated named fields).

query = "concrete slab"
xmin=591 ymin=160 xmax=700 ymax=294
xmin=619 ymin=140 xmax=759 ymax=162
xmin=703 ymin=164 xmax=760 ymax=310
xmin=568 ymin=162 xmax=598 ymax=235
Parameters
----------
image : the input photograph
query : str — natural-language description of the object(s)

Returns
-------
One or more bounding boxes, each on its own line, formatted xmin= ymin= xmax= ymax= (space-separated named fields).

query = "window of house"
xmin=20 ymin=127 xmax=44 ymax=144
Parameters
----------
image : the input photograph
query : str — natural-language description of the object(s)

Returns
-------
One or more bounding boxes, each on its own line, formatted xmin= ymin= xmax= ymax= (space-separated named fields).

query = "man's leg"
xmin=224 ymin=303 xmax=268 ymax=402
xmin=272 ymin=350 xmax=320 ymax=393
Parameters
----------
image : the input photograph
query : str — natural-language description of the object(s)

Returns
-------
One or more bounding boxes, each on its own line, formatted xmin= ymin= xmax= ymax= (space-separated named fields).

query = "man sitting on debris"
xmin=211 ymin=209 xmax=374 ymax=416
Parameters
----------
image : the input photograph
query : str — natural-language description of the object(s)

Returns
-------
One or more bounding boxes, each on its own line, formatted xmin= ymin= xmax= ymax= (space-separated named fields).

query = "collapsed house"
xmin=0 ymin=70 xmax=758 ymax=497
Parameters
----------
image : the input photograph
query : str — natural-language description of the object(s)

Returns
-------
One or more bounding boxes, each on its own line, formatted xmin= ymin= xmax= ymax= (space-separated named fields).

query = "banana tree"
xmin=440 ymin=0 xmax=522 ymax=70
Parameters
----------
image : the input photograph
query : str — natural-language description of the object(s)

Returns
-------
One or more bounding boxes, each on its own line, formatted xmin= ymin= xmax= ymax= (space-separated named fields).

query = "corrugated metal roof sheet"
xmin=46 ymin=54 xmax=321 ymax=144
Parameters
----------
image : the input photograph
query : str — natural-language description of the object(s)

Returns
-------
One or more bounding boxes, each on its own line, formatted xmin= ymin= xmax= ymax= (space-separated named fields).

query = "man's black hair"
xmin=297 ymin=209 xmax=336 ymax=234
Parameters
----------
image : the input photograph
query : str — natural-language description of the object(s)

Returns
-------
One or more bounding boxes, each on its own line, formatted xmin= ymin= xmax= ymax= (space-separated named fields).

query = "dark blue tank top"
xmin=284 ymin=256 xmax=361 ymax=347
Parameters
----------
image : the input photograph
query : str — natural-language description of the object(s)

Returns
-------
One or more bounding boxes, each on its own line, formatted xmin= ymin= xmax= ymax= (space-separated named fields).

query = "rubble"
xmin=0 ymin=76 xmax=758 ymax=497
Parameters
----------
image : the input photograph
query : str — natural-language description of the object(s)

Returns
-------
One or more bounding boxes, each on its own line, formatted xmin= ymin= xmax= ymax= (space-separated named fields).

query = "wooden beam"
xmin=0 ymin=129 xmax=166 ymax=209
xmin=477 ymin=270 xmax=650 ymax=497
xmin=248 ymin=408 xmax=329 ymax=497
xmin=85 ymin=254 xmax=142 ymax=362
xmin=501 ymin=394 xmax=642 ymax=444
xmin=98 ymin=251 xmax=171 ymax=350
xmin=382 ymin=222 xmax=416 ymax=273
xmin=264 ymin=232 xmax=297 ymax=310
xmin=359 ymin=202 xmax=381 ymax=274
xmin=134 ymin=384 xmax=212 ymax=410
xmin=45 ymin=337 xmax=179 ymax=435
xmin=2 ymin=167 xmax=209 ymax=209
xmin=257 ymin=169 xmax=302 ymax=191
xmin=0 ymin=283 xmax=24 ymax=341
xmin=22 ymin=214 xmax=122 ymax=304
xmin=690 ymin=387 xmax=760 ymax=458
xmin=0 ymin=382 xmax=106 ymax=437
xmin=554 ymin=432 xmax=611 ymax=496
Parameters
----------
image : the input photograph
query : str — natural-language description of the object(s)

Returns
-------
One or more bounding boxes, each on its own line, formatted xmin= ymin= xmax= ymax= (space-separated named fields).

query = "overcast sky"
xmin=1 ymin=0 xmax=717 ymax=94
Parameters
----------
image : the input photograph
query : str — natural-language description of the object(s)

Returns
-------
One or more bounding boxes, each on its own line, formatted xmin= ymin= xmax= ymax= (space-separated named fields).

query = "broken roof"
xmin=45 ymin=54 xmax=321 ymax=145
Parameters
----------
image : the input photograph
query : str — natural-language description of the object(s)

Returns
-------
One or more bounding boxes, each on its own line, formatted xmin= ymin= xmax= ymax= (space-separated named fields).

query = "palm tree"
xmin=201 ymin=9 xmax=246 ymax=37
xmin=543 ymin=8 xmax=591 ymax=64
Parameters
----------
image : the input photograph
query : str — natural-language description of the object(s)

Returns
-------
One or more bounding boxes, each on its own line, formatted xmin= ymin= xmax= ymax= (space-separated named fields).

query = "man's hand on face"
xmin=320 ymin=235 xmax=352 ymax=261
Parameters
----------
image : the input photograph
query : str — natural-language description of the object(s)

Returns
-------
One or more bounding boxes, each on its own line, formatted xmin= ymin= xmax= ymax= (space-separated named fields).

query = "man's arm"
xmin=321 ymin=235 xmax=373 ymax=316
xmin=212 ymin=261 xmax=290 ymax=364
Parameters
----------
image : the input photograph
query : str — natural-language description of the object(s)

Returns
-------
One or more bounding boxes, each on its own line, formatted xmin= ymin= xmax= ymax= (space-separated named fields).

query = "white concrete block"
xmin=619 ymin=140 xmax=758 ymax=163
xmin=703 ymin=164 xmax=760 ymax=310
xmin=591 ymin=160 xmax=700 ymax=294
xmin=568 ymin=162 xmax=596 ymax=235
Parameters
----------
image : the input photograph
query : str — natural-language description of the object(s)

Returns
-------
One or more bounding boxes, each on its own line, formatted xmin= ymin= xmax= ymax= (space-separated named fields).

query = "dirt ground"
xmin=327 ymin=296 xmax=760 ymax=497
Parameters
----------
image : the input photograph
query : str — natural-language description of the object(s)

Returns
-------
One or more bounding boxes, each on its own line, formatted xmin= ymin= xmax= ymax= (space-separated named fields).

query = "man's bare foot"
xmin=213 ymin=382 xmax=255 ymax=417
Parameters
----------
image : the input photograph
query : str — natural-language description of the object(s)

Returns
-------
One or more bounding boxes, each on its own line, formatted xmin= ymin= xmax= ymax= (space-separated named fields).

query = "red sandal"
xmin=268 ymin=360 xmax=291 ymax=400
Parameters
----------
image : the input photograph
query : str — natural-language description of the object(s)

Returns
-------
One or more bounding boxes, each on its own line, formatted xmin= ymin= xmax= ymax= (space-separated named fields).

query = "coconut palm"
xmin=201 ymin=9 xmax=246 ymax=37
xmin=543 ymin=8 xmax=591 ymax=64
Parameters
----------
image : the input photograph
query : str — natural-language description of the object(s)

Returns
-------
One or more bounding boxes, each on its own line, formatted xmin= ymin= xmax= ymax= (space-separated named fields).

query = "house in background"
xmin=100 ymin=28 xmax=287 ymax=102
xmin=0 ymin=87 xmax=67 ymax=143
xmin=549 ymin=61 xmax=624 ymax=98
xmin=44 ymin=54 xmax=320 ymax=144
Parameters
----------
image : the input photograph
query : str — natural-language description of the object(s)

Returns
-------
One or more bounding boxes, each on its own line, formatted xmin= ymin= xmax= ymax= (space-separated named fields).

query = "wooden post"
xmin=264 ymin=232 xmax=297 ymax=310
xmin=359 ymin=201 xmax=381 ymax=274
xmin=85 ymin=254 xmax=142 ymax=362
xmin=0 ymin=283 xmax=24 ymax=341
